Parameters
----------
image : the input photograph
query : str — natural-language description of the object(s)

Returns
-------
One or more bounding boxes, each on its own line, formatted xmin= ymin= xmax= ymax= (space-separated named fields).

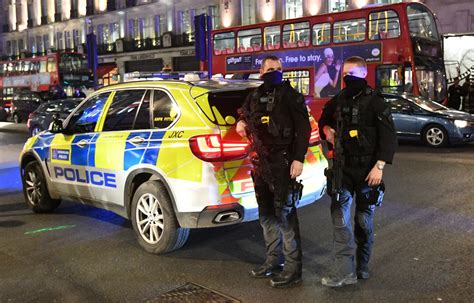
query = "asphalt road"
xmin=0 ymin=123 xmax=473 ymax=303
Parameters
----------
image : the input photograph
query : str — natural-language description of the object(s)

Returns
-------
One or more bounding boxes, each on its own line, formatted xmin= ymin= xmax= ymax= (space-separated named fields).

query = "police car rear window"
xmin=196 ymin=89 xmax=253 ymax=126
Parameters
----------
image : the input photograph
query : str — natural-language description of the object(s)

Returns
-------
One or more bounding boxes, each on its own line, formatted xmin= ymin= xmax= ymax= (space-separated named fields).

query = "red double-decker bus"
xmin=211 ymin=2 xmax=446 ymax=118
xmin=0 ymin=52 xmax=92 ymax=117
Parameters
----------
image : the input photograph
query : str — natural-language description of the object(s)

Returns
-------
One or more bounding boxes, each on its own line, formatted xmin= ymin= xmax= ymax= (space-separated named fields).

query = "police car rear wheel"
xmin=131 ymin=180 xmax=189 ymax=254
xmin=23 ymin=161 xmax=61 ymax=212
xmin=423 ymin=125 xmax=448 ymax=147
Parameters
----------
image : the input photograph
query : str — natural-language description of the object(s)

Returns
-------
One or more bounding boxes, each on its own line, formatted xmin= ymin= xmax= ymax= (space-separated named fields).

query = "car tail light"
xmin=189 ymin=134 xmax=250 ymax=162
xmin=26 ymin=113 xmax=33 ymax=128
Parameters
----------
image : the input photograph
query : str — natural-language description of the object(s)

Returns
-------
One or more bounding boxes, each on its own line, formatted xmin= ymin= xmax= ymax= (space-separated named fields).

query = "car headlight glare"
xmin=454 ymin=120 xmax=468 ymax=128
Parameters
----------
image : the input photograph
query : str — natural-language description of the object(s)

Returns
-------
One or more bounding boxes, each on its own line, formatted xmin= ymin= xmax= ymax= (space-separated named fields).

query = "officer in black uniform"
xmin=318 ymin=56 xmax=397 ymax=287
xmin=236 ymin=55 xmax=311 ymax=288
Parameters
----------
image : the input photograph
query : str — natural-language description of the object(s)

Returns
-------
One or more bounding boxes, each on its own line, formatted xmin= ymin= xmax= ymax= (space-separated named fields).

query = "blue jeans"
xmin=330 ymin=177 xmax=376 ymax=276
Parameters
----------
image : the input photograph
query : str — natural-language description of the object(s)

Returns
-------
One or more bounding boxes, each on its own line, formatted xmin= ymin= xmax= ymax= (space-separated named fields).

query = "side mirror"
xmin=49 ymin=114 xmax=64 ymax=133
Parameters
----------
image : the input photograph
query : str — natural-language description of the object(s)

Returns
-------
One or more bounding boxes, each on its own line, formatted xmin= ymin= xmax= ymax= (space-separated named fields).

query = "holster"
xmin=287 ymin=180 xmax=304 ymax=207
xmin=324 ymin=168 xmax=333 ymax=197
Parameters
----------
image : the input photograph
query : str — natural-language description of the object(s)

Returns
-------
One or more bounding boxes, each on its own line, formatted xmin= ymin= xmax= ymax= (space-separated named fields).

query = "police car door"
xmin=47 ymin=92 xmax=111 ymax=201
xmin=90 ymin=89 xmax=150 ymax=208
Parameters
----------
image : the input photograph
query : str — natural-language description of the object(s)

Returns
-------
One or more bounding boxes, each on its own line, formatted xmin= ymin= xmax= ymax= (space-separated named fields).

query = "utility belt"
xmin=344 ymin=155 xmax=374 ymax=166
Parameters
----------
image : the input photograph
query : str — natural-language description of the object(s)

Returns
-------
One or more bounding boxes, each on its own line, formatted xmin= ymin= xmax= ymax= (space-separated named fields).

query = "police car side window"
xmin=152 ymin=90 xmax=179 ymax=129
xmin=133 ymin=90 xmax=151 ymax=130
xmin=102 ymin=89 xmax=146 ymax=132
xmin=67 ymin=92 xmax=111 ymax=133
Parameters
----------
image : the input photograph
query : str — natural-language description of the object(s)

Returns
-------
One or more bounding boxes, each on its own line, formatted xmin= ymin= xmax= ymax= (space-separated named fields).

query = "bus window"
xmin=312 ymin=23 xmax=331 ymax=46
xmin=407 ymin=3 xmax=439 ymax=41
xmin=369 ymin=10 xmax=400 ymax=40
xmin=283 ymin=22 xmax=310 ymax=49
xmin=333 ymin=18 xmax=366 ymax=43
xmin=47 ymin=58 xmax=57 ymax=73
xmin=237 ymin=28 xmax=262 ymax=53
xmin=284 ymin=70 xmax=310 ymax=95
xmin=376 ymin=65 xmax=403 ymax=93
xmin=264 ymin=25 xmax=281 ymax=50
xmin=213 ymin=32 xmax=235 ymax=55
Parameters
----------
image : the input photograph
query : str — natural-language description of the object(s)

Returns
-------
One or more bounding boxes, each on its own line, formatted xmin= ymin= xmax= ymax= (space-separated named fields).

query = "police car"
xmin=20 ymin=79 xmax=328 ymax=254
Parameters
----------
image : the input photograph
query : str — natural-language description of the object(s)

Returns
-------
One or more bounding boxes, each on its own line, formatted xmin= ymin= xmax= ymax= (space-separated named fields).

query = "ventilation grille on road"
xmin=147 ymin=282 xmax=240 ymax=303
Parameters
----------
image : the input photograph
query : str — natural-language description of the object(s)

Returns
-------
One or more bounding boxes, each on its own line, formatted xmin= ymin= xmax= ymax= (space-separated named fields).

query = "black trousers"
xmin=252 ymin=150 xmax=302 ymax=273
xmin=330 ymin=162 xmax=376 ymax=276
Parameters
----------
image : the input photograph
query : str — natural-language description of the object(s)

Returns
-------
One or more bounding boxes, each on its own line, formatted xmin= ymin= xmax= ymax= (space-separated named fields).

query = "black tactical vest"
xmin=337 ymin=88 xmax=378 ymax=157
xmin=247 ymin=82 xmax=296 ymax=148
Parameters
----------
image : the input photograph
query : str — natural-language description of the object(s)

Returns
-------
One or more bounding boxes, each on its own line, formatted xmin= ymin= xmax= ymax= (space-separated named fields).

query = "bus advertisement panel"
xmin=211 ymin=2 xmax=446 ymax=119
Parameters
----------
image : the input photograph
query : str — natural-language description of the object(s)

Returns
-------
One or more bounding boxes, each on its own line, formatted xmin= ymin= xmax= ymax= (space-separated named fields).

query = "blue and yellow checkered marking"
xmin=32 ymin=134 xmax=55 ymax=161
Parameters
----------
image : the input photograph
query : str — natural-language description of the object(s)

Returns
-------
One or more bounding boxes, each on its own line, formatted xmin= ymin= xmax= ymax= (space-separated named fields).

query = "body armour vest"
xmin=247 ymin=82 xmax=296 ymax=148
xmin=337 ymin=88 xmax=378 ymax=157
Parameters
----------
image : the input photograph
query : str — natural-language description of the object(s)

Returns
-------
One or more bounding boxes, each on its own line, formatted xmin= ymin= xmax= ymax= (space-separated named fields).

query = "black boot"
xmin=250 ymin=264 xmax=283 ymax=279
xmin=269 ymin=270 xmax=302 ymax=288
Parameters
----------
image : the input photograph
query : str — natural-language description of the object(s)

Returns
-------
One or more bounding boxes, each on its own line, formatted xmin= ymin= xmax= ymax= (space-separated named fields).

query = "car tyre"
xmin=22 ymin=161 xmax=61 ymax=212
xmin=131 ymin=180 xmax=190 ymax=254
xmin=13 ymin=113 xmax=21 ymax=123
xmin=422 ymin=124 xmax=448 ymax=147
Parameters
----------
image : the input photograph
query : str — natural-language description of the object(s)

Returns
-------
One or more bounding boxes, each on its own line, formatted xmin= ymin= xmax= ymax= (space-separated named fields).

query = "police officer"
xmin=318 ymin=56 xmax=397 ymax=287
xmin=236 ymin=55 xmax=311 ymax=288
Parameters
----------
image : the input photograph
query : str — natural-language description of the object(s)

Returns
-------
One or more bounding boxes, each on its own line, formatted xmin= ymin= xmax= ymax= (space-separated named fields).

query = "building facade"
xmin=1 ymin=0 xmax=442 ymax=81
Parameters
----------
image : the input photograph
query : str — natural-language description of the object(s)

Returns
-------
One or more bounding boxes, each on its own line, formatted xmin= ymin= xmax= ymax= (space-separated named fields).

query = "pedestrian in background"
xmin=448 ymin=77 xmax=464 ymax=110
xmin=236 ymin=55 xmax=311 ymax=288
xmin=318 ymin=56 xmax=397 ymax=287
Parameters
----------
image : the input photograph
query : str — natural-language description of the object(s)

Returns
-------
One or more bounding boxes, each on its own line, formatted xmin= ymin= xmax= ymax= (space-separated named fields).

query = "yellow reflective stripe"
xmin=94 ymin=131 xmax=128 ymax=170
xmin=157 ymin=128 xmax=204 ymax=182
xmin=95 ymin=91 xmax=116 ymax=132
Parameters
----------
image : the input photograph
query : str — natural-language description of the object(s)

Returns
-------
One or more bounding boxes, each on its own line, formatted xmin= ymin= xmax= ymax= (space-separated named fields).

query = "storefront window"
xmin=285 ymin=0 xmax=303 ymax=19
xmin=329 ymin=0 xmax=347 ymax=12
xmin=242 ymin=0 xmax=256 ymax=26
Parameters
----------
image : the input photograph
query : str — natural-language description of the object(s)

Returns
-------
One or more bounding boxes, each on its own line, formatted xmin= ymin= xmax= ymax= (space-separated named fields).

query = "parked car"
xmin=383 ymin=93 xmax=474 ymax=147
xmin=27 ymin=98 xmax=83 ymax=136
xmin=11 ymin=91 xmax=52 ymax=123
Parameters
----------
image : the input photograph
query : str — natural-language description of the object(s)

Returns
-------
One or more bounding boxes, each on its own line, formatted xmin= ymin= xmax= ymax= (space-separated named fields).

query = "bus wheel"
xmin=131 ymin=180 xmax=189 ymax=254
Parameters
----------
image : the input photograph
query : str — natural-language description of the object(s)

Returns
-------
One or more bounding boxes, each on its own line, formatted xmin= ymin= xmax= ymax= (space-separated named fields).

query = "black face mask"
xmin=262 ymin=70 xmax=283 ymax=88
xmin=343 ymin=75 xmax=367 ymax=97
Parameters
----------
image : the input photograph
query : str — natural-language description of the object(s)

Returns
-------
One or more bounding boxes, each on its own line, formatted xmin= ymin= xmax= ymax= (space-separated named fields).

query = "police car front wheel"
xmin=22 ymin=161 xmax=61 ymax=212
xmin=131 ymin=180 xmax=189 ymax=254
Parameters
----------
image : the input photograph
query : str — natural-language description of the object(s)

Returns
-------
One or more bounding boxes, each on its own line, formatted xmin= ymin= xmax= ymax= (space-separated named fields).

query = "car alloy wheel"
xmin=136 ymin=193 xmax=164 ymax=244
xmin=425 ymin=127 xmax=445 ymax=146
xmin=25 ymin=169 xmax=42 ymax=206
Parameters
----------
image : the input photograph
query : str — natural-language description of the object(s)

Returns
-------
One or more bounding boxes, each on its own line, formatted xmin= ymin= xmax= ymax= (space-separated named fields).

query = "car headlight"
xmin=454 ymin=120 xmax=468 ymax=128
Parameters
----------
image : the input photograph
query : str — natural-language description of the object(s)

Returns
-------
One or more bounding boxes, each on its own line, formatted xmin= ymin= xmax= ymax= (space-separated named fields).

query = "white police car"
xmin=20 ymin=80 xmax=328 ymax=254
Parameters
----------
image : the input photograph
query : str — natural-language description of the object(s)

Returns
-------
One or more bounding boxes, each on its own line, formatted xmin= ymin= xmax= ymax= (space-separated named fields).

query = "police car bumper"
xmin=176 ymin=203 xmax=246 ymax=228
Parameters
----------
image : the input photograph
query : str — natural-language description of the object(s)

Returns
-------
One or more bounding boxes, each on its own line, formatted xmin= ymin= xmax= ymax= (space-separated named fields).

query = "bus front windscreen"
xmin=407 ymin=3 xmax=439 ymax=41
xmin=59 ymin=54 xmax=89 ymax=73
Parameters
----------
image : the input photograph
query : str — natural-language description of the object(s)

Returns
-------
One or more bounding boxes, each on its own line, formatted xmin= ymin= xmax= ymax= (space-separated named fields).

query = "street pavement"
xmin=0 ymin=122 xmax=473 ymax=303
